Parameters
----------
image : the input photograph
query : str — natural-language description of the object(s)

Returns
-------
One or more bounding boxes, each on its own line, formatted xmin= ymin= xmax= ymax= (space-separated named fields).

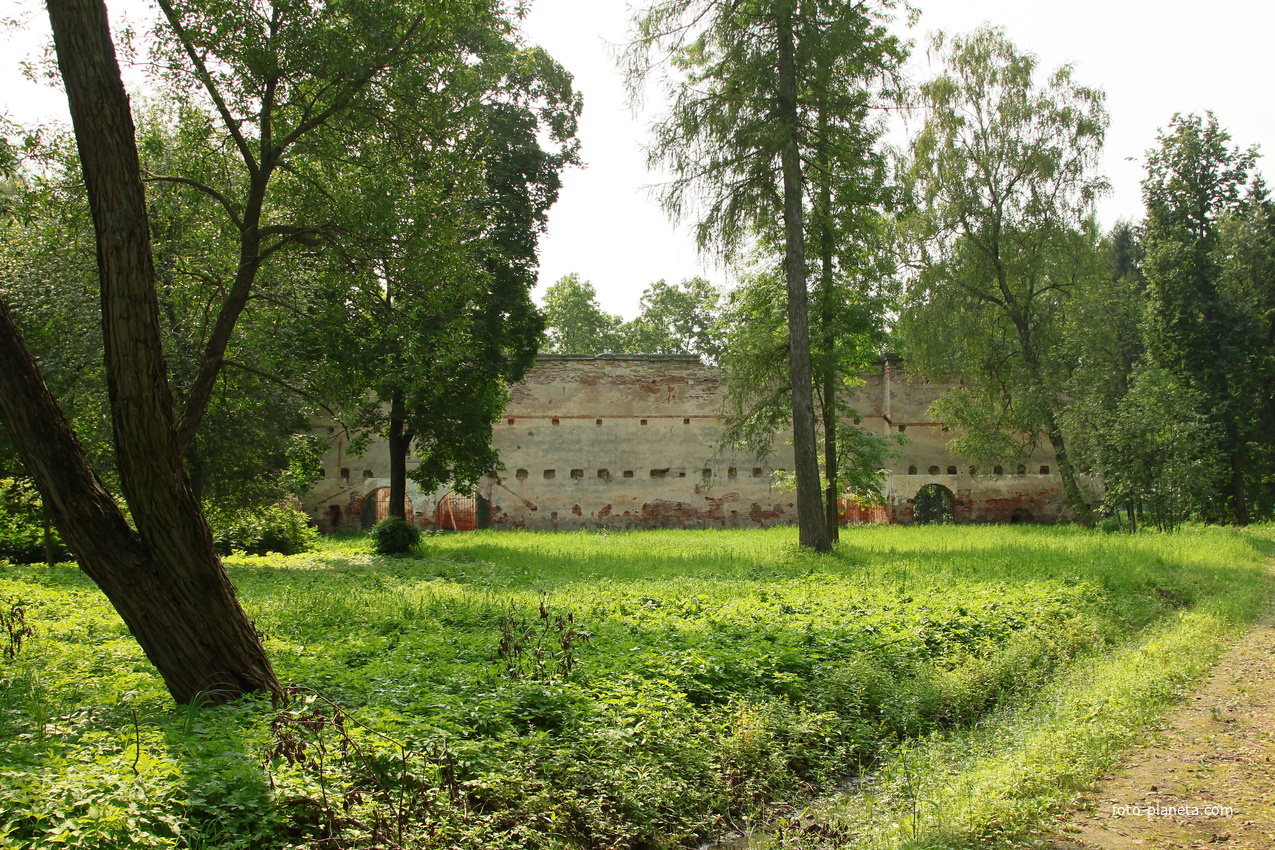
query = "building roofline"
xmin=535 ymin=353 xmax=703 ymax=363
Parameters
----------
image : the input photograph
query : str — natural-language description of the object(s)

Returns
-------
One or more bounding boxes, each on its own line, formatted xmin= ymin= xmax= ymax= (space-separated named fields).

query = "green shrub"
xmin=0 ymin=477 xmax=68 ymax=564
xmin=372 ymin=516 xmax=421 ymax=555
xmin=208 ymin=503 xmax=317 ymax=556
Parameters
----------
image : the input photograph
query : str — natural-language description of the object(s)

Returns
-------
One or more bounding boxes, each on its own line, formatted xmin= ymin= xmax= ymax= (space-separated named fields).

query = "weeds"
xmin=0 ymin=524 xmax=1268 ymax=849
xmin=266 ymin=686 xmax=461 ymax=849
xmin=495 ymin=599 xmax=590 ymax=682
xmin=1 ymin=599 xmax=33 ymax=660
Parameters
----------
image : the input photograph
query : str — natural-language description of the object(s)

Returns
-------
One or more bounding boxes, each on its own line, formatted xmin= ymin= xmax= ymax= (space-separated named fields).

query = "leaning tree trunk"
xmin=776 ymin=13 xmax=831 ymax=553
xmin=1 ymin=0 xmax=284 ymax=705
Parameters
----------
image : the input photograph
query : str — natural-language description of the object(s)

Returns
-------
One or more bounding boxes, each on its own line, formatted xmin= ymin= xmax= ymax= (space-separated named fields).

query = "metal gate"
xmin=362 ymin=487 xmax=413 ymax=528
xmin=436 ymin=492 xmax=477 ymax=531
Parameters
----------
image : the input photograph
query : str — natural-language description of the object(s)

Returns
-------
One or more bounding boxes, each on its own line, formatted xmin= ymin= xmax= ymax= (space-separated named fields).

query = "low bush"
xmin=0 ymin=478 xmax=67 ymax=564
xmin=208 ymin=503 xmax=317 ymax=556
xmin=372 ymin=516 xmax=421 ymax=555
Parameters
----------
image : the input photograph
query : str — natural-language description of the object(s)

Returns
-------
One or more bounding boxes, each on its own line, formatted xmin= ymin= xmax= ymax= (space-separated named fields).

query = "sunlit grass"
xmin=0 ymin=523 xmax=1270 ymax=849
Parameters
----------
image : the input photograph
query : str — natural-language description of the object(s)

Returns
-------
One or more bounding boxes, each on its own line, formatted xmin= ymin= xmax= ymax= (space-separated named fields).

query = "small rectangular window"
xmin=570 ymin=469 xmax=583 ymax=479
xmin=650 ymin=468 xmax=668 ymax=479
xmin=516 ymin=469 xmax=529 ymax=480
xmin=544 ymin=469 xmax=556 ymax=480
xmin=752 ymin=468 xmax=763 ymax=478
xmin=623 ymin=470 xmax=634 ymax=478
xmin=728 ymin=467 xmax=737 ymax=480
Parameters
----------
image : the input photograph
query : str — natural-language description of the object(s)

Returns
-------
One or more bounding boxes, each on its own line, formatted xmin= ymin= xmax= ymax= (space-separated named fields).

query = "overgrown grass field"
xmin=1 ymin=525 xmax=1271 ymax=849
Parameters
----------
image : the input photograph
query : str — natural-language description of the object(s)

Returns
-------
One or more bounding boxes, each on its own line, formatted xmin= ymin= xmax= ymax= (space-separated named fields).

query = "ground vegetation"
xmin=0 ymin=525 xmax=1269 ymax=848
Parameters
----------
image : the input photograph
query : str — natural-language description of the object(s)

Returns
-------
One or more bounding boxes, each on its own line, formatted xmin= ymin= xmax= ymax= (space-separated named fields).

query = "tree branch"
xmin=142 ymin=173 xmax=242 ymax=229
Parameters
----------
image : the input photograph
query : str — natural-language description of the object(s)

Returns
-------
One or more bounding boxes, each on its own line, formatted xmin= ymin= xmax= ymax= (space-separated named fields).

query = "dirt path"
xmin=1049 ymin=612 xmax=1275 ymax=850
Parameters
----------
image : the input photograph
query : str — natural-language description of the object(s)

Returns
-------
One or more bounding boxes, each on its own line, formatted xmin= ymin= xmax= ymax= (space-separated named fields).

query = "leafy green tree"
xmin=315 ymin=37 xmax=579 ymax=520
xmin=622 ymin=277 xmax=725 ymax=359
xmin=1097 ymin=365 xmax=1226 ymax=531
xmin=899 ymin=26 xmax=1108 ymax=525
xmin=540 ymin=273 xmax=625 ymax=354
xmin=1057 ymin=222 xmax=1149 ymax=494
xmin=1141 ymin=112 xmax=1265 ymax=524
xmin=0 ymin=0 xmax=524 ymax=704
xmin=627 ymin=0 xmax=908 ymax=551
xmin=0 ymin=0 xmax=282 ymax=704
xmin=718 ymin=268 xmax=897 ymax=522
xmin=1217 ymin=179 xmax=1275 ymax=514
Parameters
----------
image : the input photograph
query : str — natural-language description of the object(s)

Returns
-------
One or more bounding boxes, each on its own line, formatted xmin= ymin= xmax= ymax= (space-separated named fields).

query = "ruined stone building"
xmin=304 ymin=354 xmax=1069 ymax=531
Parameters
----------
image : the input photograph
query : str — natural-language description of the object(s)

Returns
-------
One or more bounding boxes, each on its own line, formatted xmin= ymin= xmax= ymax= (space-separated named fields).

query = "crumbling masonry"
xmin=304 ymin=355 xmax=1068 ymax=531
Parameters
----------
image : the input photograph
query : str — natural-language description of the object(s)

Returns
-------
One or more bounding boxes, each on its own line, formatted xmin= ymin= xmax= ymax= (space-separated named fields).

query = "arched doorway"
xmin=437 ymin=491 xmax=479 ymax=531
xmin=914 ymin=483 xmax=955 ymax=524
xmin=361 ymin=487 xmax=413 ymax=529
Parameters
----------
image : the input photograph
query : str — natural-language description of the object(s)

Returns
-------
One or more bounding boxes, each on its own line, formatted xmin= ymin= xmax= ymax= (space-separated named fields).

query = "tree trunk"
xmin=388 ymin=390 xmax=410 ymax=522
xmin=777 ymin=12 xmax=830 ymax=553
xmin=1008 ymin=299 xmax=1094 ymax=528
xmin=819 ymin=239 xmax=840 ymax=542
xmin=1041 ymin=410 xmax=1094 ymax=528
xmin=814 ymin=111 xmax=839 ymax=543
xmin=1 ymin=0 xmax=285 ymax=706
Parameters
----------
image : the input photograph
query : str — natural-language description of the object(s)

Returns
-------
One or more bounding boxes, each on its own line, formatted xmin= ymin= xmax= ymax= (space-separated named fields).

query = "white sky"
xmin=4 ymin=0 xmax=1272 ymax=319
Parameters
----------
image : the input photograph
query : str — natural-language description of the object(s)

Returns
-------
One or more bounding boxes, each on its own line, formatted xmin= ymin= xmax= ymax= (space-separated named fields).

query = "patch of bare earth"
xmin=1050 ymin=612 xmax=1275 ymax=850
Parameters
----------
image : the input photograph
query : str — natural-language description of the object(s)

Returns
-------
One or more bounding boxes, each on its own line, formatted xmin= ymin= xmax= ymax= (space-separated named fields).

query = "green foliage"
xmin=207 ymin=504 xmax=317 ymax=557
xmin=1 ymin=525 xmax=1270 ymax=848
xmin=900 ymin=26 xmax=1110 ymax=522
xmin=1097 ymin=365 xmax=1228 ymax=530
xmin=539 ymin=273 xmax=626 ymax=355
xmin=371 ymin=516 xmax=421 ymax=556
xmin=540 ymin=275 xmax=727 ymax=359
xmin=1141 ymin=112 xmax=1271 ymax=523
xmin=0 ymin=479 xmax=67 ymax=565
xmin=622 ymin=277 xmax=725 ymax=360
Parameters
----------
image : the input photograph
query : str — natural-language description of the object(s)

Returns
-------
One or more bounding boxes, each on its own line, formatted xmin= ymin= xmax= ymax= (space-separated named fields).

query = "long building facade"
xmin=303 ymin=355 xmax=1070 ymax=531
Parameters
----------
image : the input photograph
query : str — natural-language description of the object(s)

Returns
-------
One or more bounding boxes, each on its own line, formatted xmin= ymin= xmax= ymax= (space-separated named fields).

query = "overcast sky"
xmin=4 ymin=0 xmax=1272 ymax=318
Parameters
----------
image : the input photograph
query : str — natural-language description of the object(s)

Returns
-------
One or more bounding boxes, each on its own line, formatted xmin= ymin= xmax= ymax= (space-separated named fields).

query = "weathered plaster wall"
xmin=489 ymin=355 xmax=798 ymax=530
xmin=848 ymin=359 xmax=1069 ymax=524
xmin=305 ymin=422 xmax=452 ymax=532
xmin=302 ymin=354 xmax=1069 ymax=531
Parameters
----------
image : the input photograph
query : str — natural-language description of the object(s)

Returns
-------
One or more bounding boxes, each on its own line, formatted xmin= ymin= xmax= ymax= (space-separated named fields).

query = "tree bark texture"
xmin=776 ymin=14 xmax=831 ymax=553
xmin=388 ymin=390 xmax=410 ymax=522
xmin=3 ymin=0 xmax=285 ymax=705
xmin=815 ymin=126 xmax=839 ymax=543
